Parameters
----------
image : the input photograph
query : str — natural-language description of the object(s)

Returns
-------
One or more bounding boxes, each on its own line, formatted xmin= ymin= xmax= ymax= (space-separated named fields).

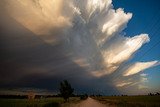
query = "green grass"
xmin=94 ymin=96 xmax=160 ymax=107
xmin=60 ymin=97 xmax=81 ymax=107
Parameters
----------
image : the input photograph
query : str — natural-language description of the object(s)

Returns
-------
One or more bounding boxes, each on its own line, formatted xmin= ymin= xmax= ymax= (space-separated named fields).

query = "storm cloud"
xmin=0 ymin=0 xmax=159 ymax=95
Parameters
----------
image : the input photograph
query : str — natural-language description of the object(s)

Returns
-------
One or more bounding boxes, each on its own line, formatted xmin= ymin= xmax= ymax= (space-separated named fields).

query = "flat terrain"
xmin=0 ymin=96 xmax=160 ymax=107
xmin=94 ymin=95 xmax=160 ymax=107
xmin=0 ymin=97 xmax=80 ymax=107
xmin=0 ymin=98 xmax=62 ymax=107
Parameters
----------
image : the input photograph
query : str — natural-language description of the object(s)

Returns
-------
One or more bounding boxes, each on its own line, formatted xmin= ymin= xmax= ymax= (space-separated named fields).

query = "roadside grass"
xmin=0 ymin=97 xmax=81 ymax=107
xmin=60 ymin=97 xmax=82 ymax=107
xmin=94 ymin=96 xmax=160 ymax=107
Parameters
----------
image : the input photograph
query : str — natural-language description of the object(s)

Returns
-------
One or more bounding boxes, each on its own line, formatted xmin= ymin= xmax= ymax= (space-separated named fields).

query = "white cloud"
xmin=116 ymin=82 xmax=132 ymax=87
xmin=140 ymin=73 xmax=148 ymax=77
xmin=102 ymin=8 xmax=132 ymax=38
xmin=102 ymin=34 xmax=149 ymax=74
xmin=138 ymin=85 xmax=148 ymax=89
xmin=87 ymin=0 xmax=112 ymax=17
xmin=95 ymin=8 xmax=132 ymax=46
xmin=123 ymin=61 xmax=159 ymax=76
xmin=140 ymin=73 xmax=148 ymax=82
xmin=91 ymin=34 xmax=150 ymax=76
xmin=141 ymin=77 xmax=148 ymax=82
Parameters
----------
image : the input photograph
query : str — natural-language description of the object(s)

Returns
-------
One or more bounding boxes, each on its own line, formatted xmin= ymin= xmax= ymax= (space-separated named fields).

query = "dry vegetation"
xmin=0 ymin=97 xmax=81 ymax=107
xmin=94 ymin=95 xmax=160 ymax=107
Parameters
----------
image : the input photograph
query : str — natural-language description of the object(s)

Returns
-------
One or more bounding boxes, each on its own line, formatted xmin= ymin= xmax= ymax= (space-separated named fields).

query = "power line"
xmin=138 ymin=35 xmax=160 ymax=60
xmin=130 ymin=10 xmax=160 ymax=56
xmin=125 ymin=9 xmax=160 ymax=64
xmin=135 ymin=18 xmax=160 ymax=60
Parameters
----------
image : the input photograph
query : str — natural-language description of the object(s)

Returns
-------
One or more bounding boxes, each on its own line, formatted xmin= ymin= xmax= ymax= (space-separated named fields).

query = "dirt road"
xmin=70 ymin=97 xmax=115 ymax=107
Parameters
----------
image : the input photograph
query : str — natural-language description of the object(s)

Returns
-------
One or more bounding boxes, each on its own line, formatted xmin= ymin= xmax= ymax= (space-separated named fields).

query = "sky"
xmin=0 ymin=0 xmax=160 ymax=95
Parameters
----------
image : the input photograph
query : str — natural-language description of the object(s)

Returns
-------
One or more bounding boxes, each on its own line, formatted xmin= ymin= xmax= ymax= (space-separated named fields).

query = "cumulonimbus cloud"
xmin=2 ymin=0 xmax=160 ymax=94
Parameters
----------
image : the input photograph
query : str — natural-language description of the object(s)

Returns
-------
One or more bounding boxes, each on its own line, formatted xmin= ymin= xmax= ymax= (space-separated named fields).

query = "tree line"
xmin=1 ymin=80 xmax=159 ymax=100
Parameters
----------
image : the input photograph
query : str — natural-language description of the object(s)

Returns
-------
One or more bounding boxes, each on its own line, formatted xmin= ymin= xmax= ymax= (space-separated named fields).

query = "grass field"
xmin=0 ymin=97 xmax=81 ymax=107
xmin=94 ymin=95 xmax=160 ymax=107
xmin=1 ymin=96 xmax=160 ymax=107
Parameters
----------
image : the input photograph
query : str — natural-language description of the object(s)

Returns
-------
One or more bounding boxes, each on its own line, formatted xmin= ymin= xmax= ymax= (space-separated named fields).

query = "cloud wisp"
xmin=123 ymin=61 xmax=159 ymax=76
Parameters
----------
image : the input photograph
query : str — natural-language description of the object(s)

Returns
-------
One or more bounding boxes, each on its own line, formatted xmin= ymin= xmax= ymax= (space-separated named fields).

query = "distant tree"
xmin=148 ymin=93 xmax=154 ymax=96
xmin=155 ymin=92 xmax=160 ymax=96
xmin=59 ymin=80 xmax=74 ymax=102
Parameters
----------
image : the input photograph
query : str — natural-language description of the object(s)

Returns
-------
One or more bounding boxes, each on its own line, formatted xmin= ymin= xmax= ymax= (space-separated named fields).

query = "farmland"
xmin=94 ymin=95 xmax=160 ymax=107
xmin=0 ymin=97 xmax=81 ymax=107
xmin=1 ymin=95 xmax=160 ymax=107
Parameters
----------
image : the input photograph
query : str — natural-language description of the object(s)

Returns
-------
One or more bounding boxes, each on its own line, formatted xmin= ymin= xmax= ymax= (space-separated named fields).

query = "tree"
xmin=59 ymin=80 xmax=74 ymax=102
